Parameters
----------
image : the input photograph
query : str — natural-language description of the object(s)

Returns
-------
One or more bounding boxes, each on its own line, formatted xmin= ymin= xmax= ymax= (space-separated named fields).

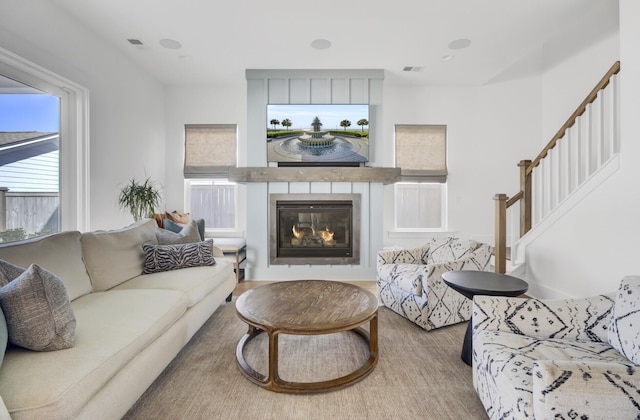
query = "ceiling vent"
xmin=402 ymin=66 xmax=423 ymax=72
xmin=127 ymin=39 xmax=144 ymax=46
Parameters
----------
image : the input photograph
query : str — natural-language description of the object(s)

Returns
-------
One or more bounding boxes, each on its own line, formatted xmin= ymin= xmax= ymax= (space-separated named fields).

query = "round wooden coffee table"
xmin=235 ymin=280 xmax=379 ymax=393
xmin=442 ymin=270 xmax=528 ymax=366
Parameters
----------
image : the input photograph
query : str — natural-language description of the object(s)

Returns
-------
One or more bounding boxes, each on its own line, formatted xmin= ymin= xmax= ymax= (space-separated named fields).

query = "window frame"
xmin=0 ymin=47 xmax=90 ymax=232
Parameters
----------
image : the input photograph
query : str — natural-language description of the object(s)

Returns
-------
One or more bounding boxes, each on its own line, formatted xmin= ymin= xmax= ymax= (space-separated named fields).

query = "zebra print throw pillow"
xmin=142 ymin=240 xmax=216 ymax=274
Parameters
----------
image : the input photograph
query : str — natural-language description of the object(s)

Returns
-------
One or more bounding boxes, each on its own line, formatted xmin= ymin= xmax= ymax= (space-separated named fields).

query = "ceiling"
xmin=51 ymin=0 xmax=618 ymax=87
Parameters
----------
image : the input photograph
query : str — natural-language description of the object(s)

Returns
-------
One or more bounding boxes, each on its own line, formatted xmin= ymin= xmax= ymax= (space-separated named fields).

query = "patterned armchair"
xmin=472 ymin=275 xmax=640 ymax=419
xmin=376 ymin=237 xmax=492 ymax=331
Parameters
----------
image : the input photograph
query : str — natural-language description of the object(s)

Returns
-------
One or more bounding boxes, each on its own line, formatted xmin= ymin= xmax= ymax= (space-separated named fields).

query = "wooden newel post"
xmin=494 ymin=194 xmax=507 ymax=274
xmin=518 ymin=160 xmax=532 ymax=237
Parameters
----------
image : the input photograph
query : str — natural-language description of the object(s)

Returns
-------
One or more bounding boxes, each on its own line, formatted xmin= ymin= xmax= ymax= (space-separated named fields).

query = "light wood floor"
xmin=233 ymin=280 xmax=377 ymax=298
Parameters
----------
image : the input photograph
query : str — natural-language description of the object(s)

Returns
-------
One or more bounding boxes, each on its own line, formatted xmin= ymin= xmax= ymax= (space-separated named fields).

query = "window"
xmin=183 ymin=124 xmax=239 ymax=233
xmin=394 ymin=182 xmax=447 ymax=231
xmin=186 ymin=179 xmax=236 ymax=230
xmin=0 ymin=48 xmax=89 ymax=242
xmin=394 ymin=124 xmax=447 ymax=230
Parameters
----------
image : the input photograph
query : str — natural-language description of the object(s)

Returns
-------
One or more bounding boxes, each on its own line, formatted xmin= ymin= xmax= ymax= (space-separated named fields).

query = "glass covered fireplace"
xmin=270 ymin=193 xmax=360 ymax=265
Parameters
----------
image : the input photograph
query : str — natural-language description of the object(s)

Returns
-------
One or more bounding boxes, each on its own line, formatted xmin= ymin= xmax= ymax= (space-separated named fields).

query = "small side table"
xmin=214 ymin=238 xmax=246 ymax=283
xmin=442 ymin=270 xmax=528 ymax=366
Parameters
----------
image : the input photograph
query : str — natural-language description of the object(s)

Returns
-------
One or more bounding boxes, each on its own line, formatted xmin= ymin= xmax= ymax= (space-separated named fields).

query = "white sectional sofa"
xmin=0 ymin=219 xmax=236 ymax=419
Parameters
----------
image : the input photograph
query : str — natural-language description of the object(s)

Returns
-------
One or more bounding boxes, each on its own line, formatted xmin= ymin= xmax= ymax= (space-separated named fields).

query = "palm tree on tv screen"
xmin=340 ymin=119 xmax=351 ymax=131
xmin=281 ymin=118 xmax=292 ymax=130
xmin=270 ymin=119 xmax=280 ymax=131
xmin=357 ymin=118 xmax=368 ymax=132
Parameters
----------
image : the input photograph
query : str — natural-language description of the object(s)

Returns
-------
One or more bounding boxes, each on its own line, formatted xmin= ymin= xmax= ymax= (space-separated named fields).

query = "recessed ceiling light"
xmin=127 ymin=38 xmax=144 ymax=45
xmin=159 ymin=38 xmax=182 ymax=50
xmin=448 ymin=38 xmax=471 ymax=50
xmin=311 ymin=39 xmax=332 ymax=50
xmin=442 ymin=54 xmax=454 ymax=61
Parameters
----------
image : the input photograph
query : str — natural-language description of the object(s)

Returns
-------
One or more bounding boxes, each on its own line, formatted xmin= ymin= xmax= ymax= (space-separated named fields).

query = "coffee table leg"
xmin=369 ymin=312 xmax=378 ymax=359
xmin=268 ymin=332 xmax=279 ymax=388
xmin=461 ymin=320 xmax=473 ymax=366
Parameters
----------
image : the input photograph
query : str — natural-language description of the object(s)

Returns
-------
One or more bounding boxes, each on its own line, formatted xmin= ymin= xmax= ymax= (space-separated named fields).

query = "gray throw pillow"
xmin=163 ymin=218 xmax=205 ymax=241
xmin=608 ymin=276 xmax=640 ymax=364
xmin=142 ymin=241 xmax=216 ymax=274
xmin=0 ymin=264 xmax=76 ymax=351
xmin=0 ymin=259 xmax=27 ymax=286
xmin=156 ymin=220 xmax=202 ymax=245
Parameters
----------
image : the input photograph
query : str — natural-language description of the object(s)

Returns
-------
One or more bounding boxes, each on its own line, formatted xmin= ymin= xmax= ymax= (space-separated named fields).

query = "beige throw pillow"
xmin=165 ymin=211 xmax=191 ymax=224
xmin=0 ymin=264 xmax=76 ymax=351
xmin=80 ymin=219 xmax=158 ymax=291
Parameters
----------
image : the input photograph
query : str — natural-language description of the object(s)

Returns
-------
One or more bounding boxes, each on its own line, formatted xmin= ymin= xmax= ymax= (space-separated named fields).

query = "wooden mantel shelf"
xmin=229 ymin=167 xmax=400 ymax=184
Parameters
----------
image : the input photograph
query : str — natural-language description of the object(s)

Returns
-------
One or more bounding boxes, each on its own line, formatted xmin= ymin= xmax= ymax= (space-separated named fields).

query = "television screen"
xmin=267 ymin=104 xmax=369 ymax=164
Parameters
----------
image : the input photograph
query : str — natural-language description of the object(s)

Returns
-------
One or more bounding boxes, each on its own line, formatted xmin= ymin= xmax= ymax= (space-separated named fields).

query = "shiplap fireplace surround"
xmin=239 ymin=68 xmax=392 ymax=281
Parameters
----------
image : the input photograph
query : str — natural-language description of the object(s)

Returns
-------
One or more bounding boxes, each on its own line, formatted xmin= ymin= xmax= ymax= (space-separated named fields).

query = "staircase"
xmin=494 ymin=61 xmax=621 ymax=274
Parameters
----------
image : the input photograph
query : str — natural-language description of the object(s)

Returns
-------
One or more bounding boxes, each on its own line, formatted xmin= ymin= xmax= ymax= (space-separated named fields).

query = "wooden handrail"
xmin=494 ymin=62 xmax=619 ymax=274
xmin=527 ymin=61 xmax=620 ymax=175
xmin=506 ymin=191 xmax=523 ymax=208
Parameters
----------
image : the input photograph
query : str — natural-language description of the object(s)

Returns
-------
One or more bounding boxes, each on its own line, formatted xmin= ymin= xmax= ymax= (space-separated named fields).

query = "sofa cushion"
xmin=81 ymin=219 xmax=158 ymax=291
xmin=156 ymin=220 xmax=202 ymax=244
xmin=142 ymin=241 xmax=216 ymax=274
xmin=0 ymin=264 xmax=75 ymax=351
xmin=163 ymin=218 xmax=205 ymax=241
xmin=0 ymin=289 xmax=187 ymax=419
xmin=427 ymin=237 xmax=480 ymax=264
xmin=0 ymin=231 xmax=92 ymax=301
xmin=608 ymin=275 xmax=640 ymax=364
xmin=115 ymin=258 xmax=234 ymax=307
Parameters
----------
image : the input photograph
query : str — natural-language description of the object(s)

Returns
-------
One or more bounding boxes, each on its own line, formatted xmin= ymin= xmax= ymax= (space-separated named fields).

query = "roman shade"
xmin=184 ymin=124 xmax=237 ymax=178
xmin=395 ymin=124 xmax=447 ymax=182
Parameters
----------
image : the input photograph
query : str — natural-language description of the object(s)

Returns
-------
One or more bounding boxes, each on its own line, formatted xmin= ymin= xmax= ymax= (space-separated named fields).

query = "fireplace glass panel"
xmin=277 ymin=200 xmax=352 ymax=258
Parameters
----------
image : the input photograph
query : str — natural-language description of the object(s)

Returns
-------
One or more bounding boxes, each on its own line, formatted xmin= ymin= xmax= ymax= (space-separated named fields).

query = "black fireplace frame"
xmin=269 ymin=193 xmax=360 ymax=265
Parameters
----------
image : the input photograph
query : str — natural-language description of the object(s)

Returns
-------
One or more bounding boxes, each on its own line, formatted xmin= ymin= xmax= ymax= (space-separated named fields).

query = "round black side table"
xmin=442 ymin=270 xmax=528 ymax=366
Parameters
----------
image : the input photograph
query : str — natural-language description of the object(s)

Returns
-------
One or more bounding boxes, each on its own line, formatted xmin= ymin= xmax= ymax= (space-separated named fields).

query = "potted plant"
xmin=118 ymin=177 xmax=162 ymax=221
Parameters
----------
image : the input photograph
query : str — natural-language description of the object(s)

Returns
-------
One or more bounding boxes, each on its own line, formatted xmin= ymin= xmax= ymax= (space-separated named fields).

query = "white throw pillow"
xmin=608 ymin=275 xmax=640 ymax=365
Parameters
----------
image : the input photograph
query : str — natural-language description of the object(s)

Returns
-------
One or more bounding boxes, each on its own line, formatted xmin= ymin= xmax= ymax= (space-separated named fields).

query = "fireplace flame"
xmin=319 ymin=226 xmax=334 ymax=242
xmin=292 ymin=225 xmax=304 ymax=239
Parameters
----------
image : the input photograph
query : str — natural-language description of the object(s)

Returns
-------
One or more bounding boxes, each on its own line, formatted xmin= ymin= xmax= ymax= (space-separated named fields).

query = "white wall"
xmin=382 ymin=76 xmax=542 ymax=248
xmin=523 ymin=8 xmax=638 ymax=298
xmin=163 ymin=85 xmax=247 ymax=211
xmin=0 ymin=0 xmax=167 ymax=230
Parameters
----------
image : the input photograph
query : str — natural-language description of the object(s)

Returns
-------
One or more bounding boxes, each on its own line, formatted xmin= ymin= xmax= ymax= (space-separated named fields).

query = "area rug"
xmin=124 ymin=300 xmax=488 ymax=419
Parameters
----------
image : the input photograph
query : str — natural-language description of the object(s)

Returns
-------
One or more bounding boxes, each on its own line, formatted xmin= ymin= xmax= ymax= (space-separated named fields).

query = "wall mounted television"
xmin=266 ymin=104 xmax=369 ymax=165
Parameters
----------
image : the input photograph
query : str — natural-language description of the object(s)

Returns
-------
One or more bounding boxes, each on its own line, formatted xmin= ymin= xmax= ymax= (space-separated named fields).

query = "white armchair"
xmin=376 ymin=237 xmax=492 ymax=331
xmin=472 ymin=275 xmax=640 ymax=419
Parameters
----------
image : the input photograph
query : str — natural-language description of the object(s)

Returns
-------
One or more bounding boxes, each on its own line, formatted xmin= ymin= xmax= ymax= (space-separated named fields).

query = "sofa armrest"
xmin=532 ymin=359 xmax=640 ymax=418
xmin=473 ymin=293 xmax=616 ymax=342
xmin=212 ymin=245 xmax=224 ymax=258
